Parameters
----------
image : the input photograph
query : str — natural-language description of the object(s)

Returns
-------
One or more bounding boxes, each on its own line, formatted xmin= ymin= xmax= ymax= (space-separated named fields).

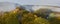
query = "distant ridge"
xmin=24 ymin=5 xmax=60 ymax=8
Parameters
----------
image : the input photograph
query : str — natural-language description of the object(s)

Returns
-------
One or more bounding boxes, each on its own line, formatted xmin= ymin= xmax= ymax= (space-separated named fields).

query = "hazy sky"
xmin=0 ymin=0 xmax=60 ymax=6
xmin=0 ymin=0 xmax=60 ymax=12
xmin=0 ymin=3 xmax=16 ymax=12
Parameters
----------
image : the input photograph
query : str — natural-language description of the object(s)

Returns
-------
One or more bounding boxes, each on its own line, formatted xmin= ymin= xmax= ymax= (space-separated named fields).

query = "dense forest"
xmin=0 ymin=6 xmax=60 ymax=24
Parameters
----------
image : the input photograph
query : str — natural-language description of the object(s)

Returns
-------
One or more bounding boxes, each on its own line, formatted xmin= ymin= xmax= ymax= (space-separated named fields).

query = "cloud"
xmin=0 ymin=0 xmax=60 ymax=6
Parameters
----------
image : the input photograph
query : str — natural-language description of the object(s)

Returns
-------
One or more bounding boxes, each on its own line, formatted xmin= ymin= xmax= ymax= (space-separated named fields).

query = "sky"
xmin=0 ymin=0 xmax=60 ymax=12
xmin=0 ymin=0 xmax=60 ymax=6
xmin=0 ymin=2 xmax=16 ymax=12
